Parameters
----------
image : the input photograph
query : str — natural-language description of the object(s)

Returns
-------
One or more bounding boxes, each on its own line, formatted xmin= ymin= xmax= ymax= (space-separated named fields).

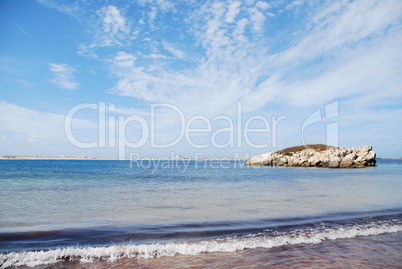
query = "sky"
xmin=0 ymin=0 xmax=402 ymax=158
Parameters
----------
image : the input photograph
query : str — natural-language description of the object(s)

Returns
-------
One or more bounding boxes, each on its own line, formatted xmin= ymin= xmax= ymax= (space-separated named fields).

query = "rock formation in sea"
xmin=245 ymin=144 xmax=376 ymax=168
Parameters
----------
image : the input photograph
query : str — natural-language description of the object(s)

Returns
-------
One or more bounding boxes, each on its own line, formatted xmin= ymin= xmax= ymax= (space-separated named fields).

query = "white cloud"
xmin=98 ymin=6 xmax=230 ymax=108
xmin=285 ymin=33 xmax=402 ymax=108
xmin=0 ymin=101 xmax=96 ymax=142
xmin=277 ymin=0 xmax=402 ymax=67
xmin=138 ymin=0 xmax=175 ymax=10
xmin=98 ymin=5 xmax=131 ymax=47
xmin=236 ymin=0 xmax=402 ymax=109
xmin=233 ymin=18 xmax=249 ymax=39
xmin=248 ymin=7 xmax=266 ymax=32
xmin=27 ymin=134 xmax=51 ymax=145
xmin=137 ymin=0 xmax=176 ymax=27
xmin=49 ymin=63 xmax=79 ymax=90
xmin=255 ymin=1 xmax=271 ymax=10
xmin=18 ymin=79 xmax=36 ymax=88
xmin=148 ymin=7 xmax=158 ymax=25
xmin=155 ymin=0 xmax=175 ymax=11
xmin=102 ymin=5 xmax=128 ymax=35
xmin=78 ymin=5 xmax=135 ymax=56
xmin=0 ymin=101 xmax=123 ymax=156
xmin=110 ymin=51 xmax=200 ymax=105
xmin=145 ymin=53 xmax=169 ymax=59
xmin=162 ymin=41 xmax=186 ymax=59
xmin=107 ymin=0 xmax=402 ymax=122
xmin=15 ymin=0 xmax=402 ymax=157
xmin=35 ymin=0 xmax=80 ymax=17
xmin=225 ymin=1 xmax=242 ymax=23
xmin=107 ymin=1 xmax=277 ymax=114
xmin=285 ymin=0 xmax=303 ymax=10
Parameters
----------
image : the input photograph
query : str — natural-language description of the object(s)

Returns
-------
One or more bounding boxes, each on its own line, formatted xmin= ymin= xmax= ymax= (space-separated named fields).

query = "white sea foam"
xmin=1 ymin=222 xmax=401 ymax=268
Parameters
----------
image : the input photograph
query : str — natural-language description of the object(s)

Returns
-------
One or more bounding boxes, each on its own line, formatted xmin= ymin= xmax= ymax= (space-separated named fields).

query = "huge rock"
xmin=245 ymin=145 xmax=376 ymax=168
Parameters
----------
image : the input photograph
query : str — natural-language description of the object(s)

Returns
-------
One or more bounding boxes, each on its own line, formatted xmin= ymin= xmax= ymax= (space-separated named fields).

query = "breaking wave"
xmin=1 ymin=218 xmax=401 ymax=268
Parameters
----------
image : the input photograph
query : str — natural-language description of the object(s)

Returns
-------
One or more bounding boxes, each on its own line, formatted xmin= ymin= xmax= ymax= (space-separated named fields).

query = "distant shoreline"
xmin=0 ymin=155 xmax=247 ymax=161
xmin=0 ymin=156 xmax=120 ymax=160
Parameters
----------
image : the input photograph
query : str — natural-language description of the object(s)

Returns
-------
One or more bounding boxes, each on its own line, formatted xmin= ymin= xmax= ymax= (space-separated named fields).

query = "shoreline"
xmin=0 ymin=155 xmax=400 ymax=161
xmin=0 ymin=155 xmax=247 ymax=161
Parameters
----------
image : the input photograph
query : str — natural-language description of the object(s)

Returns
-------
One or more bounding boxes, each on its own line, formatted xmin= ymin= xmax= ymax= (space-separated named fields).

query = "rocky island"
xmin=245 ymin=144 xmax=376 ymax=168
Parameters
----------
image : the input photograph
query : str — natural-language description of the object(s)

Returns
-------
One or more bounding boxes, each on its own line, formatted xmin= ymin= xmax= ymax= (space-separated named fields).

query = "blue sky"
xmin=0 ymin=0 xmax=402 ymax=158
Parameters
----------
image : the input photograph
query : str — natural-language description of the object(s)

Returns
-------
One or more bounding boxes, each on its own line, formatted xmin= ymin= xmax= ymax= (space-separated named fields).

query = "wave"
xmin=1 ymin=218 xmax=401 ymax=268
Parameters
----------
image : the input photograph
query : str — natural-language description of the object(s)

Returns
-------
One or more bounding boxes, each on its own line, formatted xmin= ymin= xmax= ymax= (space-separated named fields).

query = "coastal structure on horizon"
xmin=245 ymin=144 xmax=376 ymax=168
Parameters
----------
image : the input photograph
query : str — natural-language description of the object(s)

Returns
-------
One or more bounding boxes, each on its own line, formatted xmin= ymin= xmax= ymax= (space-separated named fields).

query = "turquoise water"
xmin=0 ymin=159 xmax=401 ymax=267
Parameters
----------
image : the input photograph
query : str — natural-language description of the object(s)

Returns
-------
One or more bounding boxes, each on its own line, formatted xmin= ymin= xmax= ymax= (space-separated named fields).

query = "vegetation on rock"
xmin=275 ymin=144 xmax=334 ymax=155
xmin=246 ymin=145 xmax=376 ymax=168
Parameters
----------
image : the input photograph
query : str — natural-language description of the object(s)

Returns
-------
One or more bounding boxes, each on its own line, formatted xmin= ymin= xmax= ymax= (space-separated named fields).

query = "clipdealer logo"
xmin=302 ymin=101 xmax=339 ymax=147
xmin=64 ymin=101 xmax=339 ymax=160
xmin=64 ymin=102 xmax=287 ymax=159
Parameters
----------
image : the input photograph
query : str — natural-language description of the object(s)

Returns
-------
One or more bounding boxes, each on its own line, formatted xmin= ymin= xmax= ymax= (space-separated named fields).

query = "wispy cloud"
xmin=251 ymin=0 xmax=402 ymax=109
xmin=285 ymin=0 xmax=303 ymax=11
xmin=18 ymin=79 xmax=36 ymax=89
xmin=32 ymin=0 xmax=402 ymax=156
xmin=27 ymin=134 xmax=51 ymax=146
xmin=49 ymin=63 xmax=79 ymax=90
xmin=0 ymin=101 xmax=95 ymax=141
xmin=35 ymin=0 xmax=80 ymax=17
xmin=138 ymin=0 xmax=176 ymax=26
xmin=225 ymin=1 xmax=241 ymax=23
xmin=162 ymin=41 xmax=186 ymax=59
xmin=248 ymin=5 xmax=268 ymax=32
xmin=102 ymin=1 xmax=275 ymax=116
xmin=104 ymin=0 xmax=402 ymax=129
xmin=109 ymin=51 xmax=208 ymax=106
xmin=78 ymin=5 xmax=135 ymax=56
xmin=145 ymin=53 xmax=169 ymax=59
xmin=98 ymin=5 xmax=131 ymax=46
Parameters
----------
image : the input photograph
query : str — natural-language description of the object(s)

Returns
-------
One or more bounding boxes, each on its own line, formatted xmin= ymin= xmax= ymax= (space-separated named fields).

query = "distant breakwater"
xmin=245 ymin=145 xmax=376 ymax=168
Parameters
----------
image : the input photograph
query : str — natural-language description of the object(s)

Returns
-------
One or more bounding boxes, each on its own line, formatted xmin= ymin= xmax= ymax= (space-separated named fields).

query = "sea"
xmin=0 ymin=158 xmax=401 ymax=268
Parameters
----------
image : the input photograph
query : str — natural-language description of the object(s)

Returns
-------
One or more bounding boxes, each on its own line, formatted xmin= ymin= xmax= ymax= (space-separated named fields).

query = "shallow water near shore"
xmin=1 ymin=159 xmax=401 ymax=268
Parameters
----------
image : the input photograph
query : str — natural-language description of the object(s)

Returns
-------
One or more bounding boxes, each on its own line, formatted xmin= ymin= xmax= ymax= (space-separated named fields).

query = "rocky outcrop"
xmin=245 ymin=145 xmax=376 ymax=168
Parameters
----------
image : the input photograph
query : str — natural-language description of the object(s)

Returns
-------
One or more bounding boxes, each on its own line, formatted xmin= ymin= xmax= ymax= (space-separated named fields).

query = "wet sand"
xmin=23 ymin=232 xmax=402 ymax=269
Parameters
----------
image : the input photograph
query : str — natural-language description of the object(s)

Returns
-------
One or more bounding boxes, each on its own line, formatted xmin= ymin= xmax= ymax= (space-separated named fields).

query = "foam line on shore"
xmin=1 ymin=220 xmax=401 ymax=268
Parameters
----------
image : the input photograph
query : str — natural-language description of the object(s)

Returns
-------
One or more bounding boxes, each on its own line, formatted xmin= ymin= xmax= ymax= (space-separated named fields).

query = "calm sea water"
xmin=0 ymin=159 xmax=401 ymax=268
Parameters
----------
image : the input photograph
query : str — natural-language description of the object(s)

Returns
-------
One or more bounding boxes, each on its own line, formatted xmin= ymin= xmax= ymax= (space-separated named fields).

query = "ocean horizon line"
xmin=0 ymin=155 xmax=248 ymax=161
